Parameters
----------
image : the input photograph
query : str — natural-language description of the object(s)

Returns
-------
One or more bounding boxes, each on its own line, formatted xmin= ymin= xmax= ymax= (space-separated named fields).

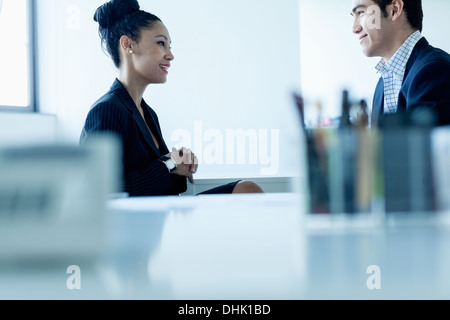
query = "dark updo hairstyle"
xmin=94 ymin=0 xmax=162 ymax=68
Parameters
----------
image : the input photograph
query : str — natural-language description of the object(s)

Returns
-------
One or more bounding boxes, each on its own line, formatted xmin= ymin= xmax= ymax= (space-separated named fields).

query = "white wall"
xmin=36 ymin=0 xmax=117 ymax=140
xmin=299 ymin=0 xmax=450 ymax=126
xmin=37 ymin=0 xmax=303 ymax=180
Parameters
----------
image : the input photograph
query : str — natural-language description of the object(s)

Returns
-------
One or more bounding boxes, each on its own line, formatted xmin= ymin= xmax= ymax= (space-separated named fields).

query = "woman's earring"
xmin=129 ymin=50 xmax=133 ymax=54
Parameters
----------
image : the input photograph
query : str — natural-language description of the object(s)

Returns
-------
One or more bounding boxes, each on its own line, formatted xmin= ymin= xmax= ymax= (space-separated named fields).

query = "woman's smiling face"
xmin=131 ymin=21 xmax=174 ymax=84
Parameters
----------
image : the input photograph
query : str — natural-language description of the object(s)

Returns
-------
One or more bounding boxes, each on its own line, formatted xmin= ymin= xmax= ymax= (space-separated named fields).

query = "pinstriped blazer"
xmin=372 ymin=38 xmax=450 ymax=127
xmin=80 ymin=79 xmax=187 ymax=196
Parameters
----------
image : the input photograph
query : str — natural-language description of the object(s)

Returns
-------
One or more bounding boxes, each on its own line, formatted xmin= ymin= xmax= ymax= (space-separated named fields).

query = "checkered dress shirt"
xmin=375 ymin=31 xmax=423 ymax=114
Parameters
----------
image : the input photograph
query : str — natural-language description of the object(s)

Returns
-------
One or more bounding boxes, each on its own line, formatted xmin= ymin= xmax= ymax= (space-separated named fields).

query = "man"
xmin=351 ymin=0 xmax=450 ymax=127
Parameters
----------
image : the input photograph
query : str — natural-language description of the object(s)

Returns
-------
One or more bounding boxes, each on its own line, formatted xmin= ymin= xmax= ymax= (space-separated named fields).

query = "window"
xmin=0 ymin=0 xmax=36 ymax=112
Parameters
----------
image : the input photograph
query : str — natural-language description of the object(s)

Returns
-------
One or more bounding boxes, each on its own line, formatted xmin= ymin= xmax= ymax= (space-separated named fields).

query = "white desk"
xmin=2 ymin=193 xmax=450 ymax=300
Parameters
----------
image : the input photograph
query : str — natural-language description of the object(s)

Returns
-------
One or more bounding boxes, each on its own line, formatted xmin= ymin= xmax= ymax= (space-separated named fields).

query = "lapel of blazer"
xmin=396 ymin=37 xmax=428 ymax=114
xmin=403 ymin=37 xmax=428 ymax=81
xmin=110 ymin=79 xmax=161 ymax=156
xmin=372 ymin=37 xmax=428 ymax=127
xmin=372 ymin=78 xmax=384 ymax=128
xmin=142 ymin=99 xmax=170 ymax=155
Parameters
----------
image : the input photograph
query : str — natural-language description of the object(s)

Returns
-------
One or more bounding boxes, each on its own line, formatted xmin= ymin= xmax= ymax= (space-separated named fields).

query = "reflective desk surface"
xmin=2 ymin=193 xmax=450 ymax=300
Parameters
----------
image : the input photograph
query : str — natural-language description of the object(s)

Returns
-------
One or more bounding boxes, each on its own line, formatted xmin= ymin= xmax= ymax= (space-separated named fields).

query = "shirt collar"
xmin=375 ymin=30 xmax=423 ymax=76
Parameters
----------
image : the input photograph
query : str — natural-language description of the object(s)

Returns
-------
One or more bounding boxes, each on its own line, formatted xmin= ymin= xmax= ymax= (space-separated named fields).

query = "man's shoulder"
xmin=413 ymin=38 xmax=450 ymax=66
xmin=404 ymin=39 xmax=450 ymax=79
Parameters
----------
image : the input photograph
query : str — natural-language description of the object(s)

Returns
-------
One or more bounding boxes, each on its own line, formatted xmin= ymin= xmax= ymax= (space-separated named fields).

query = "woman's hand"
xmin=168 ymin=147 xmax=198 ymax=184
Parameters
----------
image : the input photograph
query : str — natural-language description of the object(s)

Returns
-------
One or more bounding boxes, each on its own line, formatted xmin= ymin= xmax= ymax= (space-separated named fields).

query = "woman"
xmin=81 ymin=0 xmax=263 ymax=196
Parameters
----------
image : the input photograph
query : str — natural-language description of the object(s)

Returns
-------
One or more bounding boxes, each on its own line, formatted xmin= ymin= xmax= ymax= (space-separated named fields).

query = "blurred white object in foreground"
xmin=0 ymin=134 xmax=120 ymax=264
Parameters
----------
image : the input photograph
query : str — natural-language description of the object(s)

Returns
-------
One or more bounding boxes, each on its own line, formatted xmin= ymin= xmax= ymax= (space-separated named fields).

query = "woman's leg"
xmin=196 ymin=180 xmax=264 ymax=195
xmin=232 ymin=181 xmax=264 ymax=194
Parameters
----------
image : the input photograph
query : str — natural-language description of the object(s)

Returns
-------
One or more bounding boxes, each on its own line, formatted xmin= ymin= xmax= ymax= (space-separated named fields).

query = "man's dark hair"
xmin=373 ymin=0 xmax=423 ymax=32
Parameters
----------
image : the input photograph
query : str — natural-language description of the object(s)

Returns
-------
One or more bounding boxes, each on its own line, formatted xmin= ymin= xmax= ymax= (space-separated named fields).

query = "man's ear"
xmin=390 ymin=0 xmax=404 ymax=21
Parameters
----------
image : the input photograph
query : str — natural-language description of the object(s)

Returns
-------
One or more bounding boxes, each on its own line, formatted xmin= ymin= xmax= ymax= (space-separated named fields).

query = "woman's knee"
xmin=232 ymin=181 xmax=264 ymax=194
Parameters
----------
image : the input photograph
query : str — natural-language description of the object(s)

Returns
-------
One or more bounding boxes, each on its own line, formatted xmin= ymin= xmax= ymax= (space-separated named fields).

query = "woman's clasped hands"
xmin=169 ymin=147 xmax=199 ymax=184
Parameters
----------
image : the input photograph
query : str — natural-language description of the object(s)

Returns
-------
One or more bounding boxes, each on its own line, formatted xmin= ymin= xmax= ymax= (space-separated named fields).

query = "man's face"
xmin=351 ymin=0 xmax=395 ymax=59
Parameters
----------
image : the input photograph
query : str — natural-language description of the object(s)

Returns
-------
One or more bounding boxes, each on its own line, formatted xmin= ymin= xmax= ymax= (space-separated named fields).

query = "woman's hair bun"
xmin=94 ymin=0 xmax=140 ymax=29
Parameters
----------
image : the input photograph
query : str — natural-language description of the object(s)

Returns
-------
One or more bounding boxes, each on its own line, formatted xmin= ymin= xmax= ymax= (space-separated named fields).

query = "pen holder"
xmin=380 ymin=112 xmax=436 ymax=213
xmin=432 ymin=127 xmax=450 ymax=213
xmin=304 ymin=127 xmax=378 ymax=214
xmin=305 ymin=117 xmax=442 ymax=215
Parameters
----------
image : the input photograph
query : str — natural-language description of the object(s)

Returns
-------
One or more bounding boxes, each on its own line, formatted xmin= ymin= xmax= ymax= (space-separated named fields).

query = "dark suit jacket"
xmin=80 ymin=79 xmax=187 ymax=196
xmin=372 ymin=37 xmax=450 ymax=127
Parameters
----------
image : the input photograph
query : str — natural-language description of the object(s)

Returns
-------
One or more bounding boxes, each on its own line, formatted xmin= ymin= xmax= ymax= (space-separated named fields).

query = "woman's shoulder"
xmin=89 ymin=90 xmax=130 ymax=116
xmin=91 ymin=90 xmax=120 ymax=108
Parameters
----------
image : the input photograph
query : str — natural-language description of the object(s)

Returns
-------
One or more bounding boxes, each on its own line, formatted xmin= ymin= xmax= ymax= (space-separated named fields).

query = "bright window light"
xmin=0 ymin=0 xmax=31 ymax=109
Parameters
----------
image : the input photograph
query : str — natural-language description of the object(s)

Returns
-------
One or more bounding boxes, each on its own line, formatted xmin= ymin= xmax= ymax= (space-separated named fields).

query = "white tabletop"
xmin=2 ymin=193 xmax=450 ymax=300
